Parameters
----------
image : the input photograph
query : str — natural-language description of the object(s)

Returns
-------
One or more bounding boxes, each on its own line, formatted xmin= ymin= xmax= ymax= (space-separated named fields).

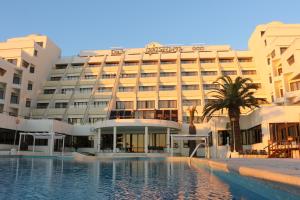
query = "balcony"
xmin=67 ymin=107 xmax=86 ymax=115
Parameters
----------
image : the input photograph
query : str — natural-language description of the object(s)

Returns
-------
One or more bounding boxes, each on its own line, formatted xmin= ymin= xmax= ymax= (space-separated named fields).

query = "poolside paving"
xmin=214 ymin=158 xmax=300 ymax=177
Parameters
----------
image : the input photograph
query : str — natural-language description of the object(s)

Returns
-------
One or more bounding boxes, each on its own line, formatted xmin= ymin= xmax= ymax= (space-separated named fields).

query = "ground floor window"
xmin=269 ymin=123 xmax=300 ymax=143
xmin=242 ymin=125 xmax=262 ymax=145
xmin=218 ymin=130 xmax=230 ymax=146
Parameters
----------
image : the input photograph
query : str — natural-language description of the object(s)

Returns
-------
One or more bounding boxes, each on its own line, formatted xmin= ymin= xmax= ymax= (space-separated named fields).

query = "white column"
xmin=97 ymin=128 xmax=101 ymax=152
xmin=32 ymin=136 xmax=35 ymax=152
xmin=167 ymin=128 xmax=170 ymax=152
xmin=113 ymin=127 xmax=117 ymax=153
xmin=18 ymin=133 xmax=22 ymax=153
xmin=144 ymin=126 xmax=148 ymax=153
xmin=49 ymin=133 xmax=54 ymax=156
xmin=170 ymin=135 xmax=174 ymax=156
xmin=62 ymin=137 xmax=65 ymax=156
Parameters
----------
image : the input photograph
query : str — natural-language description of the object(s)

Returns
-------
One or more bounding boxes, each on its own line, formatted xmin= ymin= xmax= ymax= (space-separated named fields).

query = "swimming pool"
xmin=0 ymin=157 xmax=299 ymax=200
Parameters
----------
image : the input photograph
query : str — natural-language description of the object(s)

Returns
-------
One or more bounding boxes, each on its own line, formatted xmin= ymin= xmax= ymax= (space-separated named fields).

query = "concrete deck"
xmin=191 ymin=158 xmax=300 ymax=187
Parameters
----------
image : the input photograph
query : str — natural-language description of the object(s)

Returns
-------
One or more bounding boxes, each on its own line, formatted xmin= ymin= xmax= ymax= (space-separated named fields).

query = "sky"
xmin=1 ymin=0 xmax=300 ymax=56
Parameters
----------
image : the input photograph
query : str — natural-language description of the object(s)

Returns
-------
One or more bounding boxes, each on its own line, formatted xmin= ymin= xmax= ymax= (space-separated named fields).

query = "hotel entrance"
xmin=101 ymin=133 xmax=167 ymax=153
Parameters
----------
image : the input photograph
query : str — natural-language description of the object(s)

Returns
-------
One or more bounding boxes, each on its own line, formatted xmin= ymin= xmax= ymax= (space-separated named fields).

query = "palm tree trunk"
xmin=230 ymin=119 xmax=242 ymax=152
xmin=229 ymin=109 xmax=243 ymax=152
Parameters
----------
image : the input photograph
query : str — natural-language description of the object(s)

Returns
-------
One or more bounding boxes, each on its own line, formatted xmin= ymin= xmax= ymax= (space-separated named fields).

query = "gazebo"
xmin=17 ymin=132 xmax=65 ymax=156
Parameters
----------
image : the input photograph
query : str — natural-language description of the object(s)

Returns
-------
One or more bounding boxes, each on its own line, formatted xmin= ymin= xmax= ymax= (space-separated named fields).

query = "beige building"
xmin=0 ymin=22 xmax=299 ymax=158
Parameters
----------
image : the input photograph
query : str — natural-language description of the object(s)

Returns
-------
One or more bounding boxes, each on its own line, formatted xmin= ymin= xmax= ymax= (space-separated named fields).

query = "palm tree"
xmin=202 ymin=76 xmax=264 ymax=152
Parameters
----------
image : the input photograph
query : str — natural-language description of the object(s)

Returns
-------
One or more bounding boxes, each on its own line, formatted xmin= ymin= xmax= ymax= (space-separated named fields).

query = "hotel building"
xmin=0 ymin=21 xmax=299 ymax=158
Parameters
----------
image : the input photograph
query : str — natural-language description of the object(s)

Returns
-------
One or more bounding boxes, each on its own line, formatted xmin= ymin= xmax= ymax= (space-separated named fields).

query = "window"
xmin=140 ymin=73 xmax=157 ymax=77
xmin=10 ymin=93 xmax=19 ymax=104
xmin=29 ymin=65 xmax=35 ymax=73
xmin=238 ymin=57 xmax=252 ymax=62
xmin=55 ymin=102 xmax=68 ymax=108
xmin=222 ymin=70 xmax=237 ymax=76
xmin=66 ymin=75 xmax=79 ymax=80
xmin=105 ymin=62 xmax=119 ymax=67
xmin=137 ymin=100 xmax=155 ymax=109
xmin=160 ymin=72 xmax=176 ymax=77
xmin=36 ymin=42 xmax=43 ymax=47
xmin=280 ymin=47 xmax=287 ymax=54
xmin=37 ymin=103 xmax=48 ymax=109
xmin=203 ymin=84 xmax=219 ymax=90
xmin=219 ymin=58 xmax=234 ymax=63
xmin=61 ymin=88 xmax=74 ymax=94
xmin=159 ymin=85 xmax=176 ymax=91
xmin=290 ymin=81 xmax=300 ymax=91
xmin=88 ymin=62 xmax=101 ymax=67
xmin=287 ymin=55 xmax=295 ymax=65
xmin=181 ymin=71 xmax=198 ymax=76
xmin=264 ymin=40 xmax=267 ymax=46
xmin=34 ymin=50 xmax=38 ymax=56
xmin=242 ymin=125 xmax=262 ymax=145
xmin=73 ymin=102 xmax=88 ymax=108
xmin=201 ymin=71 xmax=217 ymax=76
xmin=142 ymin=60 xmax=158 ymax=65
xmin=271 ymin=50 xmax=276 ymax=58
xmin=120 ymin=73 xmax=137 ymax=78
xmin=260 ymin=31 xmax=265 ymax=37
xmin=98 ymin=87 xmax=112 ymax=92
xmin=13 ymin=74 xmax=21 ymax=84
xmin=84 ymin=75 xmax=97 ymax=79
xmin=56 ymin=64 xmax=68 ymax=69
xmin=182 ymin=85 xmax=199 ymax=90
xmin=269 ymin=76 xmax=272 ymax=83
xmin=161 ymin=60 xmax=176 ymax=64
xmin=88 ymin=118 xmax=103 ymax=124
xmin=44 ymin=89 xmax=56 ymax=94
xmin=68 ymin=118 xmax=83 ymax=125
xmin=277 ymin=68 xmax=283 ymax=76
xmin=159 ymin=100 xmax=177 ymax=108
xmin=7 ymin=58 xmax=17 ymax=65
xmin=22 ymin=60 xmax=30 ymax=68
xmin=218 ymin=130 xmax=230 ymax=146
xmin=246 ymin=83 xmax=262 ymax=89
xmin=242 ymin=70 xmax=256 ymax=75
xmin=27 ymin=82 xmax=33 ymax=90
xmin=116 ymin=101 xmax=133 ymax=109
xmin=267 ymin=58 xmax=270 ymax=65
xmin=25 ymin=99 xmax=31 ymax=107
xmin=0 ymin=89 xmax=4 ymax=100
xmin=118 ymin=86 xmax=135 ymax=92
xmin=124 ymin=61 xmax=139 ymax=66
xmin=182 ymin=99 xmax=201 ymax=106
xmin=79 ymin=88 xmax=92 ymax=93
xmin=200 ymin=58 xmax=215 ymax=63
xmin=181 ymin=59 xmax=196 ymax=64
xmin=93 ymin=101 xmax=108 ymax=107
xmin=50 ymin=76 xmax=61 ymax=81
xmin=101 ymin=74 xmax=116 ymax=79
xmin=139 ymin=86 xmax=156 ymax=91
xmin=71 ymin=63 xmax=84 ymax=68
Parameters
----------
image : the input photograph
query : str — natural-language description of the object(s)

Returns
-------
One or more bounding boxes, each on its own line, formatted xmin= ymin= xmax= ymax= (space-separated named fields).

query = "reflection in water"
xmin=0 ymin=157 xmax=299 ymax=200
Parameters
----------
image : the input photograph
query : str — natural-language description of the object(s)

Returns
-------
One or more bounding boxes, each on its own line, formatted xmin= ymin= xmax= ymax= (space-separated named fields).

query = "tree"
xmin=202 ymin=76 xmax=264 ymax=152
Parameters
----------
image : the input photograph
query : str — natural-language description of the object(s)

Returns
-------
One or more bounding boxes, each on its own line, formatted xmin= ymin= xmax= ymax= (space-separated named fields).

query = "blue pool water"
xmin=0 ymin=157 xmax=299 ymax=200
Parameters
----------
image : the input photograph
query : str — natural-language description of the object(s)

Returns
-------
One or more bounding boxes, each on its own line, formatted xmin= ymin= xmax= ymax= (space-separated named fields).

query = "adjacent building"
xmin=0 ymin=22 xmax=299 ymax=158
